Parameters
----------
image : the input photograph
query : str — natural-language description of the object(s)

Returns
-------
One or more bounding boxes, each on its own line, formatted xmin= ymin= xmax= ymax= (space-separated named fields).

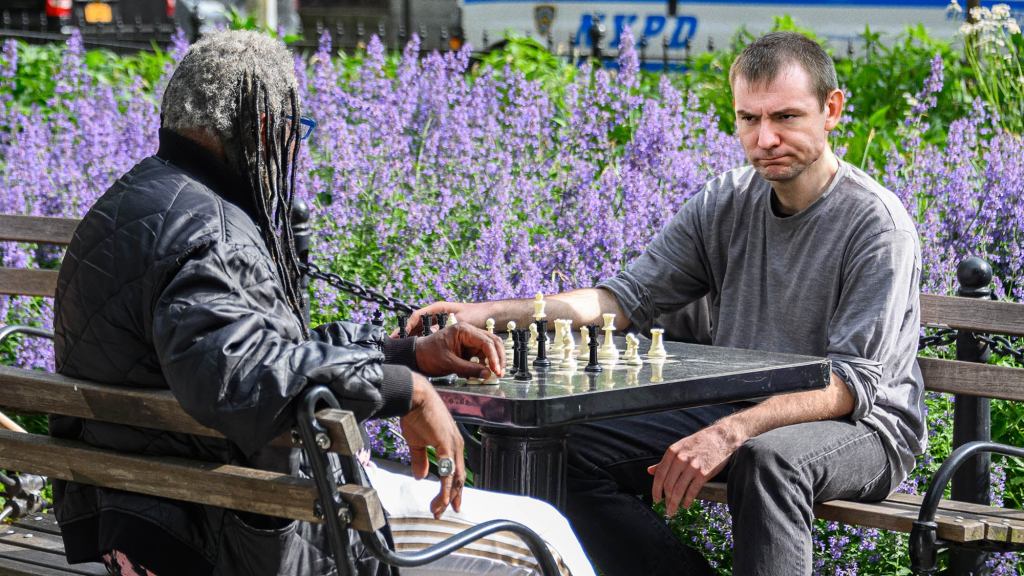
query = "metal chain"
xmin=302 ymin=262 xmax=418 ymax=315
xmin=976 ymin=334 xmax=1024 ymax=364
xmin=919 ymin=328 xmax=957 ymax=351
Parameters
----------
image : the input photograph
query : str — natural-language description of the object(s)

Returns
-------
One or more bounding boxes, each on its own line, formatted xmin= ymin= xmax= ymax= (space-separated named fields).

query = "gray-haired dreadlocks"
xmin=162 ymin=31 xmax=309 ymax=337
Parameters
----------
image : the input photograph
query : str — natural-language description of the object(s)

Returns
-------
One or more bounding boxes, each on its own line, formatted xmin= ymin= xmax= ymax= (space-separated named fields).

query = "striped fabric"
xmin=390 ymin=516 xmax=572 ymax=576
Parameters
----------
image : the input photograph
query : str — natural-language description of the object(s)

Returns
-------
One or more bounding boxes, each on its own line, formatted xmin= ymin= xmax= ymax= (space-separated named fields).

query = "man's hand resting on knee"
xmin=648 ymin=423 xmax=744 ymax=515
xmin=401 ymin=374 xmax=467 ymax=519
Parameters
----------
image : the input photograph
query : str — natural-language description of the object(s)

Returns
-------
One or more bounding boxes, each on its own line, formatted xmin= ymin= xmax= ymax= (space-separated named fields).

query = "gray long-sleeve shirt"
xmin=600 ymin=161 xmax=924 ymax=489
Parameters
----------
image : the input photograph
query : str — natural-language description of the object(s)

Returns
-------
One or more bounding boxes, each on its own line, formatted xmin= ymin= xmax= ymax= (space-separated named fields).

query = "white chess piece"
xmin=445 ymin=313 xmax=458 ymax=328
xmin=550 ymin=319 xmax=565 ymax=355
xmin=625 ymin=334 xmax=643 ymax=366
xmin=648 ymin=328 xmax=667 ymax=358
xmin=467 ymin=357 xmax=482 ymax=384
xmin=533 ymin=293 xmax=547 ymax=320
xmin=597 ymin=313 xmax=618 ymax=360
xmin=505 ymin=321 xmax=516 ymax=351
xmin=563 ymin=319 xmax=575 ymax=355
xmin=561 ymin=333 xmax=576 ymax=370
xmin=483 ymin=366 xmax=500 ymax=384
xmin=577 ymin=326 xmax=590 ymax=356
xmin=529 ymin=322 xmax=539 ymax=353
xmin=485 ymin=318 xmax=495 ymax=334
xmin=649 ymin=358 xmax=665 ymax=383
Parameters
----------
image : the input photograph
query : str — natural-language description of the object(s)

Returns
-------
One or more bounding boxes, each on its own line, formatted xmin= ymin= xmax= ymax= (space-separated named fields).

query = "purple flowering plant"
xmin=1 ymin=25 xmax=1023 ymax=573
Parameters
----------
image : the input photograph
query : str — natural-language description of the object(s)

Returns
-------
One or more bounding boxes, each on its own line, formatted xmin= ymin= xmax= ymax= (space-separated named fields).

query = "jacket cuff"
xmin=377 ymin=365 xmax=414 ymax=418
xmin=382 ymin=336 xmax=418 ymax=370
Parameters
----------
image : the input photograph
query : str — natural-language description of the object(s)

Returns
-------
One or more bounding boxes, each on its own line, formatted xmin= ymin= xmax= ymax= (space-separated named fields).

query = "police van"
xmin=459 ymin=0 xmax=1024 ymax=60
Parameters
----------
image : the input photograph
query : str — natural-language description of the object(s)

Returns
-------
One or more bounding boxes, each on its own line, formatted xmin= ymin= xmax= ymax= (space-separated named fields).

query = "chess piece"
xmin=420 ymin=314 xmax=433 ymax=337
xmin=584 ymin=325 xmax=603 ymax=373
xmin=445 ymin=313 xmax=458 ymax=328
xmin=397 ymin=315 xmax=409 ymax=338
xmin=529 ymin=322 xmax=539 ymax=353
xmin=577 ymin=325 xmax=590 ymax=357
xmin=533 ymin=319 xmax=551 ymax=368
xmin=533 ymin=292 xmax=547 ymax=320
xmin=515 ymin=329 xmax=532 ymax=381
xmin=648 ymin=328 xmax=667 ymax=358
xmin=436 ymin=313 xmax=448 ymax=329
xmin=561 ymin=333 xmax=576 ymax=370
xmin=467 ymin=357 xmax=482 ymax=384
xmin=483 ymin=369 xmax=500 ymax=384
xmin=563 ymin=319 xmax=575 ymax=354
xmin=550 ymin=319 xmax=565 ymax=356
xmin=485 ymin=318 xmax=495 ymax=334
xmin=505 ymin=321 xmax=516 ymax=352
xmin=624 ymin=334 xmax=643 ymax=366
xmin=598 ymin=313 xmax=618 ymax=360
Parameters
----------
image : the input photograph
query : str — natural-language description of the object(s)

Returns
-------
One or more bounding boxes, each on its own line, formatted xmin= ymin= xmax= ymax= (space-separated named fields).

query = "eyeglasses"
xmin=286 ymin=115 xmax=317 ymax=141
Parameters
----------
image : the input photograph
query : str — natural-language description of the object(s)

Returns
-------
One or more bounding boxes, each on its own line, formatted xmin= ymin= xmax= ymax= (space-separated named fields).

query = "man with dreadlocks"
xmin=51 ymin=31 xmax=593 ymax=576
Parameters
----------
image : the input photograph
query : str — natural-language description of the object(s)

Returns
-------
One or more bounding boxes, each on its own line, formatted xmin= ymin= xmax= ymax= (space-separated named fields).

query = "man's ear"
xmin=824 ymin=88 xmax=845 ymax=132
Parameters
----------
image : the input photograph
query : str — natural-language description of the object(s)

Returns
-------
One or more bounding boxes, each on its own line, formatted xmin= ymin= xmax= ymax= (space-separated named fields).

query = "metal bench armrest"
xmin=0 ymin=325 xmax=54 ymax=346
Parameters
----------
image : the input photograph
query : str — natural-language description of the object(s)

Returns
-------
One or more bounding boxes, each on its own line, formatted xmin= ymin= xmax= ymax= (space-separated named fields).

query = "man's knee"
xmin=728 ymin=436 xmax=804 ymax=491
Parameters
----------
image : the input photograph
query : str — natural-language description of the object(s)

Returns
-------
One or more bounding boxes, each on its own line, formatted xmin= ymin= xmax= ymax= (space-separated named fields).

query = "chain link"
xmin=302 ymin=262 xmax=418 ymax=315
xmin=976 ymin=334 xmax=1024 ymax=364
xmin=919 ymin=328 xmax=957 ymax=351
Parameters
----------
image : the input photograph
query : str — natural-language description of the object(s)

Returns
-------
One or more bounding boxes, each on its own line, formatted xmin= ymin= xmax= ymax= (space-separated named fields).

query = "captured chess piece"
xmin=597 ymin=313 xmax=618 ymax=360
xmin=648 ymin=327 xmax=667 ymax=358
xmin=505 ymin=321 xmax=517 ymax=352
xmin=485 ymin=318 xmax=496 ymax=334
xmin=533 ymin=319 xmax=550 ymax=368
xmin=584 ymin=325 xmax=603 ymax=373
xmin=624 ymin=333 xmax=643 ymax=366
xmin=445 ymin=313 xmax=458 ymax=328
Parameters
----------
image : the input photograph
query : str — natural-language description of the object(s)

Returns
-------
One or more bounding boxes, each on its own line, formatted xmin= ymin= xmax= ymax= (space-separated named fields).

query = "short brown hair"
xmin=729 ymin=32 xmax=838 ymax=109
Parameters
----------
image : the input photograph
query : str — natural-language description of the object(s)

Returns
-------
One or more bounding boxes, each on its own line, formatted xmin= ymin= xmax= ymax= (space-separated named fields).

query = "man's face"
xmin=732 ymin=64 xmax=842 ymax=183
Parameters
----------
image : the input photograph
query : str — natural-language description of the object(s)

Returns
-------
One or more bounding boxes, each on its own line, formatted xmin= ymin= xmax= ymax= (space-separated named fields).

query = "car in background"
xmin=0 ymin=0 xmax=176 ymax=43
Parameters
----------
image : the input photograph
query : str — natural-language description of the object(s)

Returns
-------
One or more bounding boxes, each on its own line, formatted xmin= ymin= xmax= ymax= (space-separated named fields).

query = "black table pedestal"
xmin=478 ymin=426 xmax=568 ymax=510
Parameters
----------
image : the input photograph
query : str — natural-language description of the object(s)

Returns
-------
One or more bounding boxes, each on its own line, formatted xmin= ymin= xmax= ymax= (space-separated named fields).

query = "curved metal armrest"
xmin=911 ymin=441 xmax=1024 ymax=574
xmin=0 ymin=325 xmax=54 ymax=346
xmin=295 ymin=386 xmax=561 ymax=576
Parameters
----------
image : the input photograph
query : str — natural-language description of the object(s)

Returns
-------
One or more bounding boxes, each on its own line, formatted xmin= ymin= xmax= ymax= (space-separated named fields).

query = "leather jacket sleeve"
xmin=151 ymin=238 xmax=407 ymax=457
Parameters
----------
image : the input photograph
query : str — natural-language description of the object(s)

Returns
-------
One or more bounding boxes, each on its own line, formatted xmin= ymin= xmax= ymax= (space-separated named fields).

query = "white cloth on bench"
xmin=365 ymin=461 xmax=594 ymax=576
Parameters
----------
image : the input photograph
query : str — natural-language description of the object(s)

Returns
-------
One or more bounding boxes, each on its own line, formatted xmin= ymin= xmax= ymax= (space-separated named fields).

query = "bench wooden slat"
xmin=0 ymin=215 xmax=77 ymax=246
xmin=921 ymin=293 xmax=1024 ymax=337
xmin=919 ymin=358 xmax=1024 ymax=401
xmin=0 ymin=269 xmax=58 ymax=298
xmin=698 ymin=483 xmax=988 ymax=543
xmin=0 ymin=366 xmax=363 ymax=456
xmin=0 ymin=542 xmax=106 ymax=576
xmin=889 ymin=493 xmax=1024 ymax=544
xmin=0 ymin=430 xmax=386 ymax=532
xmin=11 ymin=516 xmax=61 ymax=537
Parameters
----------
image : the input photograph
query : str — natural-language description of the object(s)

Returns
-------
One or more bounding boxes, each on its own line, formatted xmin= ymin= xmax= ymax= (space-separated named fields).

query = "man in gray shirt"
xmin=410 ymin=32 xmax=923 ymax=575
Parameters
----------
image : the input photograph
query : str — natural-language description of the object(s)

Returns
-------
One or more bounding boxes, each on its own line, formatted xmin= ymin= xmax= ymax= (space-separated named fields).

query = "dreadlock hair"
xmin=161 ymin=31 xmax=309 ymax=337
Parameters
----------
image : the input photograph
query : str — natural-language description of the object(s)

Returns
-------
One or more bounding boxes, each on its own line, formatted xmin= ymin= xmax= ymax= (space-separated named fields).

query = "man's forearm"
xmin=715 ymin=371 xmax=856 ymax=445
xmin=480 ymin=288 xmax=627 ymax=330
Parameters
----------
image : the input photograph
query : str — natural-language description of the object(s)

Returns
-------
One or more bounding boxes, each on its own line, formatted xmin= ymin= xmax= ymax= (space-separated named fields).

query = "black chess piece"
xmin=515 ymin=329 xmax=532 ymax=381
xmin=397 ymin=315 xmax=408 ymax=338
xmin=510 ymin=329 xmax=522 ymax=375
xmin=371 ymin=309 xmax=384 ymax=326
xmin=533 ymin=318 xmax=550 ymax=368
xmin=421 ymin=314 xmax=433 ymax=337
xmin=437 ymin=313 xmax=448 ymax=329
xmin=584 ymin=325 xmax=603 ymax=373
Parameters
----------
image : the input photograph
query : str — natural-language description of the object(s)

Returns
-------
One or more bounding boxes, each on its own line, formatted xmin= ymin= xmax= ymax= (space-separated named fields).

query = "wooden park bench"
xmin=0 ymin=214 xmax=563 ymax=576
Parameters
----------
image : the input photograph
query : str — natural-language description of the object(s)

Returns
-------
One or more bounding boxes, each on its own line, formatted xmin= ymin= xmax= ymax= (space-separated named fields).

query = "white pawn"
xmin=625 ymin=334 xmax=643 ymax=366
xmin=561 ymin=333 xmax=576 ymax=370
xmin=485 ymin=318 xmax=495 ymax=334
xmin=597 ymin=313 xmax=618 ymax=360
xmin=533 ymin=293 xmax=547 ymax=320
xmin=467 ymin=357 xmax=482 ymax=384
xmin=648 ymin=328 xmax=667 ymax=358
xmin=505 ymin=321 xmax=517 ymax=352
xmin=529 ymin=322 xmax=539 ymax=353
xmin=483 ymin=363 xmax=500 ymax=384
xmin=445 ymin=313 xmax=458 ymax=328
xmin=577 ymin=325 xmax=590 ymax=357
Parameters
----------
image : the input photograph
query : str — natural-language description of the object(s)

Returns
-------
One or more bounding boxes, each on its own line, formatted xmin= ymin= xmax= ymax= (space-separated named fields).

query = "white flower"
xmin=947 ymin=0 xmax=963 ymax=14
xmin=960 ymin=22 xmax=975 ymax=35
xmin=1008 ymin=19 xmax=1021 ymax=35
xmin=992 ymin=4 xmax=1010 ymax=18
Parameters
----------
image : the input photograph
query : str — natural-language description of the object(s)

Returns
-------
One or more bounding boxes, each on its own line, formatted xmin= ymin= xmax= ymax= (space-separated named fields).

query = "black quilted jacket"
xmin=52 ymin=129 xmax=415 ymax=576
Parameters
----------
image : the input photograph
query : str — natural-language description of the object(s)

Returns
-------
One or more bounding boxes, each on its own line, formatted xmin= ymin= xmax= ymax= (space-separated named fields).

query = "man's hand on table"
xmin=415 ymin=323 xmax=505 ymax=378
xmin=401 ymin=373 xmax=467 ymax=519
xmin=649 ymin=422 xmax=748 ymax=515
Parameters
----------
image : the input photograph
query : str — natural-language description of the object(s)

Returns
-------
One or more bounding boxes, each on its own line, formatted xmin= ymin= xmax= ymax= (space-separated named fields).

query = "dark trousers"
xmin=565 ymin=404 xmax=891 ymax=576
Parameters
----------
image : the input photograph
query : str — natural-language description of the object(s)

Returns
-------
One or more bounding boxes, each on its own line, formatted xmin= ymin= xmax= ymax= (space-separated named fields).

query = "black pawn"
xmin=397 ymin=315 xmax=408 ymax=338
xmin=533 ymin=318 xmax=550 ymax=368
xmin=420 ymin=314 xmax=433 ymax=337
xmin=584 ymin=325 xmax=602 ymax=373
xmin=515 ymin=329 xmax=532 ymax=381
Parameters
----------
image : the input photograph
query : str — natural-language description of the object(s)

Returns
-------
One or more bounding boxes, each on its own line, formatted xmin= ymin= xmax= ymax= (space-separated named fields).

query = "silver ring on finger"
xmin=437 ymin=456 xmax=455 ymax=478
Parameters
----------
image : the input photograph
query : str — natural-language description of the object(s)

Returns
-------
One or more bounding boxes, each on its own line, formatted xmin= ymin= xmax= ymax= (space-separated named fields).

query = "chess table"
xmin=432 ymin=335 xmax=830 ymax=509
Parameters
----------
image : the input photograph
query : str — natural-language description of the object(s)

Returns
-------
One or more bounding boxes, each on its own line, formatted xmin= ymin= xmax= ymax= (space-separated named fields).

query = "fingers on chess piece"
xmin=648 ymin=327 xmax=667 ymax=358
xmin=445 ymin=313 xmax=458 ymax=328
